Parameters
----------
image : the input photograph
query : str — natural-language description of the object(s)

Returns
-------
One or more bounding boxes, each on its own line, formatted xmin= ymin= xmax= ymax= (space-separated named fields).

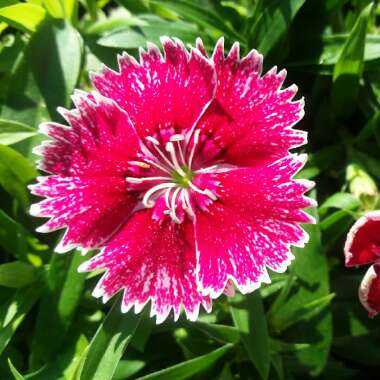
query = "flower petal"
xmin=359 ymin=264 xmax=380 ymax=318
xmin=91 ymin=37 xmax=217 ymax=139
xmin=30 ymin=176 xmax=136 ymax=252
xmin=35 ymin=92 xmax=140 ymax=176
xmin=194 ymin=154 xmax=314 ymax=298
xmin=79 ymin=210 xmax=211 ymax=323
xmin=197 ymin=38 xmax=306 ymax=167
xmin=344 ymin=211 xmax=380 ymax=267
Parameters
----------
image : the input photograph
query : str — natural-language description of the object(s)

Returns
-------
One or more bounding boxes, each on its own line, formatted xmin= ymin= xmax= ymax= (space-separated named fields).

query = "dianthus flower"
xmin=344 ymin=211 xmax=380 ymax=317
xmin=30 ymin=37 xmax=314 ymax=323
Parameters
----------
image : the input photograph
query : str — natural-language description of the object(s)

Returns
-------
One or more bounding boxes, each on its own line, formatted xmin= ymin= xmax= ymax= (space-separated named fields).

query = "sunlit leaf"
xmin=75 ymin=300 xmax=142 ymax=380
xmin=0 ymin=3 xmax=46 ymax=32
xmin=332 ymin=2 xmax=374 ymax=117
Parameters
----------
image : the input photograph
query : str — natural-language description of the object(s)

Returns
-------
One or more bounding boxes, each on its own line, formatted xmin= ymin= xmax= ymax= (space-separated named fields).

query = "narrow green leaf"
xmin=249 ymin=0 xmax=306 ymax=56
xmin=0 ymin=119 xmax=38 ymax=145
xmin=332 ymin=2 xmax=374 ymax=117
xmin=0 ymin=3 xmax=46 ymax=32
xmin=27 ymin=333 xmax=89 ymax=380
xmin=76 ymin=300 xmax=142 ymax=380
xmin=61 ymin=0 xmax=78 ymax=23
xmin=84 ymin=0 xmax=98 ymax=20
xmin=0 ymin=261 xmax=38 ymax=288
xmin=230 ymin=291 xmax=270 ymax=380
xmin=2 ymin=19 xmax=82 ymax=126
xmin=0 ymin=144 xmax=37 ymax=207
xmin=38 ymin=0 xmax=65 ymax=18
xmin=150 ymin=0 xmax=245 ymax=42
xmin=0 ymin=209 xmax=29 ymax=259
xmin=0 ymin=209 xmax=47 ymax=263
xmin=288 ymin=34 xmax=380 ymax=68
xmin=113 ymin=360 xmax=146 ymax=380
xmin=135 ymin=344 xmax=233 ymax=380
xmin=97 ymin=29 xmax=147 ymax=49
xmin=28 ymin=19 xmax=83 ymax=119
xmin=193 ymin=322 xmax=240 ymax=344
xmin=0 ymin=285 xmax=41 ymax=355
xmin=319 ymin=193 xmax=360 ymax=211
xmin=31 ymin=252 xmax=87 ymax=368
xmin=355 ymin=109 xmax=380 ymax=144
xmin=268 ymin=203 xmax=332 ymax=376
xmin=8 ymin=359 xmax=25 ymax=380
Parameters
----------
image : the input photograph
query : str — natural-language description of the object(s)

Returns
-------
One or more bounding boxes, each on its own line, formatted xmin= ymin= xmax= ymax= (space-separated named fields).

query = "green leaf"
xmin=2 ymin=19 xmax=82 ymax=126
xmin=28 ymin=19 xmax=83 ymax=119
xmin=0 ymin=261 xmax=38 ymax=288
xmin=75 ymin=300 xmax=142 ymax=380
xmin=288 ymin=34 xmax=380 ymax=68
xmin=0 ymin=144 xmax=37 ymax=207
xmin=27 ymin=333 xmax=89 ymax=380
xmin=97 ymin=29 xmax=147 ymax=49
xmin=268 ymin=203 xmax=332 ymax=376
xmin=113 ymin=360 xmax=146 ymax=380
xmin=150 ymin=0 xmax=245 ymax=42
xmin=192 ymin=322 xmax=240 ymax=344
xmin=249 ymin=0 xmax=306 ymax=56
xmin=0 ymin=209 xmax=29 ymax=259
xmin=355 ymin=109 xmax=380 ymax=144
xmin=0 ymin=285 xmax=41 ymax=355
xmin=230 ymin=291 xmax=270 ymax=380
xmin=0 ymin=3 xmax=46 ymax=32
xmin=34 ymin=0 xmax=65 ymax=18
xmin=319 ymin=193 xmax=360 ymax=211
xmin=0 ymin=119 xmax=38 ymax=145
xmin=8 ymin=358 xmax=25 ymax=380
xmin=332 ymin=2 xmax=374 ymax=117
xmin=62 ymin=0 xmax=78 ymax=24
xmin=31 ymin=252 xmax=87 ymax=368
xmin=134 ymin=344 xmax=233 ymax=380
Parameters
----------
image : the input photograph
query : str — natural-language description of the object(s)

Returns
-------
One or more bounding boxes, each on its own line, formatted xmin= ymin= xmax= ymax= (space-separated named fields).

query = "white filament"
xmin=127 ymin=130 xmax=217 ymax=222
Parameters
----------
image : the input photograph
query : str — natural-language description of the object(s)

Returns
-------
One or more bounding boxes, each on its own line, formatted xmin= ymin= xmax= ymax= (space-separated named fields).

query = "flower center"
xmin=171 ymin=166 xmax=194 ymax=188
xmin=126 ymin=129 xmax=220 ymax=223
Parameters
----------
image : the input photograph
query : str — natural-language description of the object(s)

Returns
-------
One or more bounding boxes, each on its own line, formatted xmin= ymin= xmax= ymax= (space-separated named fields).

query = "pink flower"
xmin=29 ymin=37 xmax=314 ymax=323
xmin=344 ymin=211 xmax=380 ymax=317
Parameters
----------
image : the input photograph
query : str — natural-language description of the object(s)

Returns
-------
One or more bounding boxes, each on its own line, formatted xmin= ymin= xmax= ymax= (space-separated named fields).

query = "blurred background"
xmin=0 ymin=0 xmax=380 ymax=379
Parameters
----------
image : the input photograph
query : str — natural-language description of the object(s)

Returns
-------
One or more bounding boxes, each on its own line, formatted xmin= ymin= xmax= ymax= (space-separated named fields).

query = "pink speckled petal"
xmin=79 ymin=210 xmax=211 ymax=323
xmin=194 ymin=154 xmax=314 ymax=298
xmin=30 ymin=176 xmax=136 ymax=252
xmin=35 ymin=93 xmax=140 ymax=176
xmin=344 ymin=211 xmax=380 ymax=267
xmin=91 ymin=37 xmax=217 ymax=139
xmin=197 ymin=38 xmax=306 ymax=167
xmin=359 ymin=264 xmax=380 ymax=318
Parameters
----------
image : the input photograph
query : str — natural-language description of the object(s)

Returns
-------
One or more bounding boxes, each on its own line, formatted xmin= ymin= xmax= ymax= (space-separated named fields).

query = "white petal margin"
xmin=344 ymin=210 xmax=380 ymax=266
xmin=358 ymin=264 xmax=380 ymax=318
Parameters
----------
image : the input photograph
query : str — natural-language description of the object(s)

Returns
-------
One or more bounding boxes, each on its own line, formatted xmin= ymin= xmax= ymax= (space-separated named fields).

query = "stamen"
xmin=195 ymin=165 xmax=219 ymax=174
xmin=142 ymin=183 xmax=176 ymax=208
xmin=152 ymin=143 xmax=177 ymax=171
xmin=170 ymin=134 xmax=185 ymax=142
xmin=164 ymin=187 xmax=172 ymax=208
xmin=143 ymin=158 xmax=172 ymax=174
xmin=166 ymin=142 xmax=186 ymax=176
xmin=146 ymin=136 xmax=160 ymax=145
xmin=126 ymin=176 xmax=171 ymax=184
xmin=128 ymin=160 xmax=150 ymax=169
xmin=188 ymin=181 xmax=217 ymax=200
xmin=170 ymin=134 xmax=186 ymax=165
xmin=170 ymin=187 xmax=181 ymax=223
xmin=188 ymin=129 xmax=200 ymax=169
xmin=181 ymin=189 xmax=195 ymax=218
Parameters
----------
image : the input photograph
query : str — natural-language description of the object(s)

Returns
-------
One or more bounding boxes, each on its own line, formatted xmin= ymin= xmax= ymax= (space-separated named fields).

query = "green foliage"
xmin=0 ymin=1 xmax=379 ymax=379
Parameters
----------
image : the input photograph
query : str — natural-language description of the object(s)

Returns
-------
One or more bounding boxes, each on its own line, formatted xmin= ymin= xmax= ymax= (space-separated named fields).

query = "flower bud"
xmin=347 ymin=164 xmax=378 ymax=210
